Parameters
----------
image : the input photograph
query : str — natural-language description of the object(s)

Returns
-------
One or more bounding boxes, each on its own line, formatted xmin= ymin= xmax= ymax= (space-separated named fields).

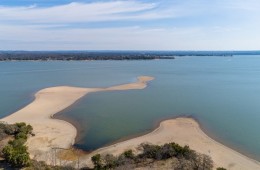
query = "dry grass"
xmin=57 ymin=148 xmax=85 ymax=161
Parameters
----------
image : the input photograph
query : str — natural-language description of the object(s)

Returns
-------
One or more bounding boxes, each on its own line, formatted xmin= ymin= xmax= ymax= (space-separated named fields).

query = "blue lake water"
xmin=1 ymin=56 xmax=260 ymax=160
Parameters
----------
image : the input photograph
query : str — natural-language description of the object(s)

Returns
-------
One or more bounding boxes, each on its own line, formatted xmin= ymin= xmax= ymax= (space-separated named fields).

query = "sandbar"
xmin=84 ymin=118 xmax=260 ymax=169
xmin=2 ymin=75 xmax=260 ymax=169
xmin=1 ymin=76 xmax=154 ymax=160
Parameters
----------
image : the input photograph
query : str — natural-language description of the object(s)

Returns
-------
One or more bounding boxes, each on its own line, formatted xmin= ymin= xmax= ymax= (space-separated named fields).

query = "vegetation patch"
xmin=91 ymin=142 xmax=216 ymax=170
xmin=0 ymin=121 xmax=227 ymax=169
xmin=0 ymin=122 xmax=33 ymax=168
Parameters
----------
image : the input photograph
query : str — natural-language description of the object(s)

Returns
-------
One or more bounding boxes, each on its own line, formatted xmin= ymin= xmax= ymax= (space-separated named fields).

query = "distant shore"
xmin=1 ymin=76 xmax=260 ymax=169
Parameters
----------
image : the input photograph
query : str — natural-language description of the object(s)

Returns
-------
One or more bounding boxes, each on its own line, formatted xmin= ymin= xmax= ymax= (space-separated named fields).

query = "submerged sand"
xmin=1 ymin=75 xmax=260 ymax=169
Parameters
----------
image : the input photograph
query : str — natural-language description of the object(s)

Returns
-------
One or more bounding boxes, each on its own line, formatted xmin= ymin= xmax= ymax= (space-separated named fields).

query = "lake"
xmin=1 ymin=56 xmax=260 ymax=161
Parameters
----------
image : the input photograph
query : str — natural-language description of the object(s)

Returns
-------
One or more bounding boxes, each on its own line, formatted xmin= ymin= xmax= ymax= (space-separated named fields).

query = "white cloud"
xmin=2 ymin=22 xmax=259 ymax=51
xmin=0 ymin=1 xmax=172 ymax=24
xmin=0 ymin=0 xmax=260 ymax=50
xmin=0 ymin=23 xmax=201 ymax=50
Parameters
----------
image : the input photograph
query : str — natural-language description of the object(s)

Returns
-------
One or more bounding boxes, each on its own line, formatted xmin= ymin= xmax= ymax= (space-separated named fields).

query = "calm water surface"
xmin=1 ymin=56 xmax=260 ymax=160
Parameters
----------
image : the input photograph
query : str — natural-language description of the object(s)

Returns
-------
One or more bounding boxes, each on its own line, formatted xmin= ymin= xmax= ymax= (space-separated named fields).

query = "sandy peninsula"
xmin=1 ymin=76 xmax=154 ymax=160
xmin=85 ymin=118 xmax=260 ymax=169
xmin=2 ymin=75 xmax=260 ymax=169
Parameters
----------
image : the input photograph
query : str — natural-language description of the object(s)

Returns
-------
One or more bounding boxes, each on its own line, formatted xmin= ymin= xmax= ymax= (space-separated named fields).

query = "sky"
xmin=0 ymin=0 xmax=260 ymax=50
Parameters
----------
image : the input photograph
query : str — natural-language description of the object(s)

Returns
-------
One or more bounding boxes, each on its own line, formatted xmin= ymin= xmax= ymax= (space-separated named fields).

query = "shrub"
xmin=103 ymin=154 xmax=117 ymax=169
xmin=191 ymin=153 xmax=213 ymax=170
xmin=89 ymin=142 xmax=214 ymax=170
xmin=8 ymin=138 xmax=26 ymax=148
xmin=15 ymin=123 xmax=33 ymax=136
xmin=1 ymin=122 xmax=33 ymax=168
xmin=0 ymin=123 xmax=18 ymax=138
xmin=139 ymin=142 xmax=192 ymax=161
xmin=123 ymin=149 xmax=135 ymax=159
xmin=116 ymin=154 xmax=134 ymax=166
xmin=160 ymin=143 xmax=177 ymax=159
xmin=2 ymin=144 xmax=30 ymax=167
xmin=140 ymin=143 xmax=162 ymax=160
xmin=91 ymin=154 xmax=102 ymax=169
xmin=217 ymin=168 xmax=227 ymax=170
xmin=15 ymin=132 xmax=28 ymax=140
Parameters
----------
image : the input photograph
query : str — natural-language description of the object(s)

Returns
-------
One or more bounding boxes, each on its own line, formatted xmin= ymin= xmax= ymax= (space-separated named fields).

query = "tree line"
xmin=0 ymin=51 xmax=175 ymax=61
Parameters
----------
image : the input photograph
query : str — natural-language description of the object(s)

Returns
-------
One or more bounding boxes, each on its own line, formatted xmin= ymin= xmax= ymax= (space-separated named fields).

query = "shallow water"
xmin=1 ymin=56 xmax=260 ymax=160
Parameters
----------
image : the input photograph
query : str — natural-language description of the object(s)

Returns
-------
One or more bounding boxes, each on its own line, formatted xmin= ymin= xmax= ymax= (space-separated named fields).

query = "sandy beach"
xmin=1 ymin=75 xmax=260 ymax=169
xmin=1 ymin=76 xmax=154 ymax=160
xmin=85 ymin=118 xmax=260 ymax=169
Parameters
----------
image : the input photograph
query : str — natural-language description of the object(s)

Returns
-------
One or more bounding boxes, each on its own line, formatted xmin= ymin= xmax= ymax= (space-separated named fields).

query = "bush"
xmin=15 ymin=123 xmax=33 ymax=136
xmin=15 ymin=132 xmax=28 ymax=140
xmin=140 ymin=143 xmax=162 ymax=160
xmin=160 ymin=143 xmax=177 ymax=159
xmin=2 ymin=144 xmax=30 ymax=167
xmin=123 ymin=149 xmax=135 ymax=159
xmin=139 ymin=142 xmax=192 ymax=161
xmin=116 ymin=154 xmax=134 ymax=166
xmin=90 ymin=142 xmax=214 ymax=170
xmin=91 ymin=154 xmax=102 ymax=169
xmin=8 ymin=138 xmax=26 ymax=148
xmin=0 ymin=122 xmax=18 ymax=140
xmin=103 ymin=154 xmax=117 ymax=169
xmin=217 ymin=168 xmax=227 ymax=170
xmin=1 ymin=122 xmax=33 ymax=168
xmin=191 ymin=153 xmax=213 ymax=170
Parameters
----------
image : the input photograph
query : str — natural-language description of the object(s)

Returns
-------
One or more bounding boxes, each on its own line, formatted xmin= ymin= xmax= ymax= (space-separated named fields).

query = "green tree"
xmin=91 ymin=154 xmax=102 ymax=169
xmin=2 ymin=144 xmax=30 ymax=167
xmin=15 ymin=122 xmax=33 ymax=136
xmin=1 ymin=122 xmax=33 ymax=168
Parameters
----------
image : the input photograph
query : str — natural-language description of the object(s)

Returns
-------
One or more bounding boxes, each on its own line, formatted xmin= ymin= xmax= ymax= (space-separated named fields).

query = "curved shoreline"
xmin=1 ymin=76 xmax=260 ymax=169
xmin=0 ymin=76 xmax=154 ymax=161
xmin=83 ymin=117 xmax=260 ymax=169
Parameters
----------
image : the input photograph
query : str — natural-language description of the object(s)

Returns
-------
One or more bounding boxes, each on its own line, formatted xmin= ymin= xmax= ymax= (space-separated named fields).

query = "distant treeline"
xmin=1 ymin=51 xmax=260 ymax=61
xmin=0 ymin=51 xmax=176 ymax=61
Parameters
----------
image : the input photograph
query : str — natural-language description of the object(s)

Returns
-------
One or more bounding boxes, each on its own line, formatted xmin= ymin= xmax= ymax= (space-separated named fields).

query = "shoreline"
xmin=0 ymin=76 xmax=154 ymax=161
xmin=195 ymin=117 xmax=260 ymax=162
xmin=1 ymin=76 xmax=260 ymax=169
xmin=83 ymin=117 xmax=260 ymax=169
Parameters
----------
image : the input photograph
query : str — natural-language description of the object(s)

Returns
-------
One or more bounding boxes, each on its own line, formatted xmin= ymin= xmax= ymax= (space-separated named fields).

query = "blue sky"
xmin=0 ymin=0 xmax=260 ymax=50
